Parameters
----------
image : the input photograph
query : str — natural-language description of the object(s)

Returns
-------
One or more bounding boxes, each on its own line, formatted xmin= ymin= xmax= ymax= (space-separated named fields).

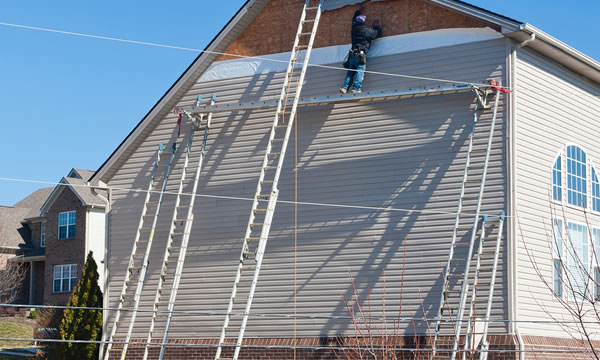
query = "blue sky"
xmin=0 ymin=0 xmax=598 ymax=205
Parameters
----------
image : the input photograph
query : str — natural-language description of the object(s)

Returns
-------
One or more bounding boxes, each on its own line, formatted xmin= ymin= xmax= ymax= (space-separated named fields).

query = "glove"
xmin=373 ymin=19 xmax=380 ymax=27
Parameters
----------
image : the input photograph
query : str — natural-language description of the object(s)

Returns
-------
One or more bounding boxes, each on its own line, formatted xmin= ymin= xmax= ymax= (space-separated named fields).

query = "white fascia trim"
xmin=92 ymin=0 xmax=259 ymax=183
xmin=520 ymin=24 xmax=600 ymax=74
xmin=424 ymin=0 xmax=521 ymax=33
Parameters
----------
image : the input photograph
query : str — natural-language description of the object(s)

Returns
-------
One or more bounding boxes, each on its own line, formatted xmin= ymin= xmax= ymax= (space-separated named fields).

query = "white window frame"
xmin=593 ymin=227 xmax=600 ymax=301
xmin=591 ymin=163 xmax=600 ymax=214
xmin=58 ymin=210 xmax=76 ymax=240
xmin=552 ymin=218 xmax=564 ymax=298
xmin=565 ymin=145 xmax=588 ymax=209
xmin=552 ymin=152 xmax=563 ymax=203
xmin=566 ymin=220 xmax=590 ymax=300
xmin=53 ymin=264 xmax=78 ymax=293
xmin=40 ymin=222 xmax=46 ymax=248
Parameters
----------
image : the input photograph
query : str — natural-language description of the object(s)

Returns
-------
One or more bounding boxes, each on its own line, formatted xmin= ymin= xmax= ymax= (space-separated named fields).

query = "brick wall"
xmin=219 ymin=0 xmax=497 ymax=60
xmin=106 ymin=335 xmax=520 ymax=360
xmin=43 ymin=186 xmax=86 ymax=305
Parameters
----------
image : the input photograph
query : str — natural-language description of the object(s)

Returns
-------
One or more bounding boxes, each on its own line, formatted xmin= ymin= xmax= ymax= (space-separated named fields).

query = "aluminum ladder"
xmin=461 ymin=212 xmax=504 ymax=359
xmin=136 ymin=95 xmax=216 ymax=360
xmin=105 ymin=142 xmax=178 ymax=360
xmin=430 ymin=88 xmax=501 ymax=360
xmin=477 ymin=212 xmax=505 ymax=360
xmin=214 ymin=1 xmax=323 ymax=359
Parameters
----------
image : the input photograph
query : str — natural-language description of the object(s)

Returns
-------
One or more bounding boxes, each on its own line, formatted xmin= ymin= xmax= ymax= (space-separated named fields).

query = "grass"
xmin=0 ymin=321 xmax=34 ymax=348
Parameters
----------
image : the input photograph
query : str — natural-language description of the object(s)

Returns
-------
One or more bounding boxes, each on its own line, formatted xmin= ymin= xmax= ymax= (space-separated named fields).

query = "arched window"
xmin=593 ymin=167 xmax=600 ymax=212
xmin=567 ymin=145 xmax=587 ymax=207
xmin=553 ymin=155 xmax=562 ymax=201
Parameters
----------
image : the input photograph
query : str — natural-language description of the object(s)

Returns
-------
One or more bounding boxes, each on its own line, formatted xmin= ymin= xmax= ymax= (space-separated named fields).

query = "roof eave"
xmin=424 ymin=0 xmax=522 ymax=33
xmin=505 ymin=24 xmax=600 ymax=84
xmin=90 ymin=0 xmax=263 ymax=184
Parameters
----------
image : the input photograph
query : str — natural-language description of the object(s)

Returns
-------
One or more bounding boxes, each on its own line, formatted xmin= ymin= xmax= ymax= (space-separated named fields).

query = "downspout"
xmin=510 ymin=31 xmax=534 ymax=360
xmin=91 ymin=184 xmax=110 ymax=360
xmin=517 ymin=32 xmax=535 ymax=49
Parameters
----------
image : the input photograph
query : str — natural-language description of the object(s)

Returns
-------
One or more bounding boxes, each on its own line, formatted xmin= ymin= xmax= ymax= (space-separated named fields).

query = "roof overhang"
xmin=39 ymin=178 xmax=86 ymax=215
xmin=506 ymin=24 xmax=600 ymax=84
xmin=89 ymin=0 xmax=599 ymax=185
xmin=11 ymin=255 xmax=45 ymax=263
xmin=90 ymin=0 xmax=268 ymax=184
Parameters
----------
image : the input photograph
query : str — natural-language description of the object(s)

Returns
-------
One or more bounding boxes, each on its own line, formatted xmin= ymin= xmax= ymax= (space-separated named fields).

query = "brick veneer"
xmin=105 ymin=335 xmax=520 ymax=360
xmin=43 ymin=186 xmax=86 ymax=305
xmin=219 ymin=0 xmax=497 ymax=61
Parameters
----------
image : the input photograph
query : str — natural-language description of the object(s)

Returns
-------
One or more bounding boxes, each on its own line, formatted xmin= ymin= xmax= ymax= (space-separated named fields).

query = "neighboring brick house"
xmin=8 ymin=168 xmax=107 ymax=305
xmin=2 ymin=187 xmax=53 ymax=304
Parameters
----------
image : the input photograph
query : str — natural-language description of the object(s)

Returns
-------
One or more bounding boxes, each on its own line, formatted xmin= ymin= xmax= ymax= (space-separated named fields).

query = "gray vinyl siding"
xmin=106 ymin=38 xmax=508 ymax=339
xmin=514 ymin=47 xmax=600 ymax=337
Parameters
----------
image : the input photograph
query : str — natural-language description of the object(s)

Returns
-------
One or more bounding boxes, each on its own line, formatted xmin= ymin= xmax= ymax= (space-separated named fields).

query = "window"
xmin=567 ymin=145 xmax=587 ymax=207
xmin=553 ymin=155 xmax=562 ymax=201
xmin=553 ymin=219 xmax=563 ymax=298
xmin=592 ymin=167 xmax=600 ymax=212
xmin=567 ymin=222 xmax=589 ymax=298
xmin=58 ymin=211 xmax=76 ymax=239
xmin=594 ymin=228 xmax=600 ymax=300
xmin=40 ymin=222 xmax=46 ymax=248
xmin=53 ymin=264 xmax=78 ymax=293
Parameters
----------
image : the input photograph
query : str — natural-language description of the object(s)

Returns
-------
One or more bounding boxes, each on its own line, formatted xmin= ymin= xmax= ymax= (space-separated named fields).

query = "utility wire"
xmin=0 ymin=336 xmax=597 ymax=354
xmin=0 ymin=176 xmax=509 ymax=219
xmin=0 ymin=21 xmax=498 ymax=89
xmin=2 ymin=303 xmax=599 ymax=325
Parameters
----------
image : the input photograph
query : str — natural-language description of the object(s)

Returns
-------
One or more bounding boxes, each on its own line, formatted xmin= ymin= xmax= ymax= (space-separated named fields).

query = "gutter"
xmin=519 ymin=23 xmax=600 ymax=73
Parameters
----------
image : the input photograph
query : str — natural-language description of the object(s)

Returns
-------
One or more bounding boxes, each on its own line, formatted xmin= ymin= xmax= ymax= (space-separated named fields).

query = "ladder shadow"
xmin=279 ymin=104 xmax=472 ymax=337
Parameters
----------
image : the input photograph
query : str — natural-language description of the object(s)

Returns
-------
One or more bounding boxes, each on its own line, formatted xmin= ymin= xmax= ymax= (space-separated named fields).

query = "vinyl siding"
xmin=87 ymin=208 xmax=106 ymax=292
xmin=106 ymin=38 xmax=508 ymax=340
xmin=514 ymin=47 xmax=600 ymax=338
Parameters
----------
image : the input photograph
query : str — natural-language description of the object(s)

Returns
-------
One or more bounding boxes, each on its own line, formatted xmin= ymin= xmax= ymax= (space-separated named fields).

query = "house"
xmin=1 ymin=187 xmax=54 ymax=305
xmin=8 ymin=168 xmax=107 ymax=306
xmin=89 ymin=0 xmax=600 ymax=359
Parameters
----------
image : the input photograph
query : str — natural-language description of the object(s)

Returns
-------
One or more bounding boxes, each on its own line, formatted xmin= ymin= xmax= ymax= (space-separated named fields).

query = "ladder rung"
xmin=246 ymin=237 xmax=259 ymax=242
xmin=306 ymin=6 xmax=319 ymax=10
xmin=465 ymin=179 xmax=480 ymax=184
xmin=456 ymin=225 xmax=473 ymax=231
xmin=483 ymin=236 xmax=497 ymax=241
xmin=299 ymin=32 xmax=311 ymax=36
xmin=237 ymin=281 xmax=252 ymax=287
xmin=132 ymin=253 xmax=145 ymax=257
xmin=303 ymin=19 xmax=315 ymax=23
xmin=171 ymin=232 xmax=189 ymax=237
xmin=260 ymin=180 xmax=274 ymax=184
xmin=250 ymin=223 xmax=263 ymax=227
xmin=471 ymin=149 xmax=486 ymax=154
xmin=447 ymin=274 xmax=464 ymax=279
xmin=462 ymin=194 xmax=479 ymax=200
xmin=256 ymin=194 xmax=270 ymax=199
xmin=450 ymin=258 xmax=467 ymax=262
xmin=454 ymin=242 xmax=470 ymax=248
xmin=271 ymin=138 xmax=284 ymax=143
xmin=468 ymin=164 xmax=484 ymax=170
xmin=253 ymin=209 xmax=266 ymax=214
xmin=173 ymin=218 xmax=191 ymax=223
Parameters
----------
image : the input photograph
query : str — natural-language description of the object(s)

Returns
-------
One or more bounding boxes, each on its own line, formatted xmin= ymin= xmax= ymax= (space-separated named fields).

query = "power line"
xmin=0 ymin=176 xmax=508 ymax=219
xmin=0 ymin=21 xmax=498 ymax=89
xmin=2 ymin=303 xmax=598 ymax=325
xmin=0 ymin=336 xmax=597 ymax=355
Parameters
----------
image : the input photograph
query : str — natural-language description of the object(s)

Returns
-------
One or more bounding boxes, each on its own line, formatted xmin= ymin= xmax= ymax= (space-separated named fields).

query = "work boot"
xmin=339 ymin=87 xmax=348 ymax=94
xmin=351 ymin=89 xmax=361 ymax=94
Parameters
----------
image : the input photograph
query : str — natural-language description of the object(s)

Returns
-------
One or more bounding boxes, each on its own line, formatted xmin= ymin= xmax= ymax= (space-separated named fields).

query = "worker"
xmin=340 ymin=5 xmax=382 ymax=94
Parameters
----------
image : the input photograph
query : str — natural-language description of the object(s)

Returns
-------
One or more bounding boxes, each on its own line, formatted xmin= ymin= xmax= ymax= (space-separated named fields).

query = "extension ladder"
xmin=430 ymin=88 xmax=502 ymax=360
xmin=214 ymin=1 xmax=323 ymax=359
xmin=105 ymin=142 xmax=178 ymax=360
xmin=143 ymin=95 xmax=217 ymax=360
xmin=476 ymin=212 xmax=505 ymax=360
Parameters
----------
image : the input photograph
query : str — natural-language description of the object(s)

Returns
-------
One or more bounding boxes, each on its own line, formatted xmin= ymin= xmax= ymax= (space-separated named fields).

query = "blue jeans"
xmin=342 ymin=54 xmax=366 ymax=91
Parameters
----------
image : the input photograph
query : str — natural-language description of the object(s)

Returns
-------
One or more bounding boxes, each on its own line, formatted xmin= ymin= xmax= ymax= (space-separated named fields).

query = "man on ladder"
xmin=340 ymin=4 xmax=382 ymax=94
